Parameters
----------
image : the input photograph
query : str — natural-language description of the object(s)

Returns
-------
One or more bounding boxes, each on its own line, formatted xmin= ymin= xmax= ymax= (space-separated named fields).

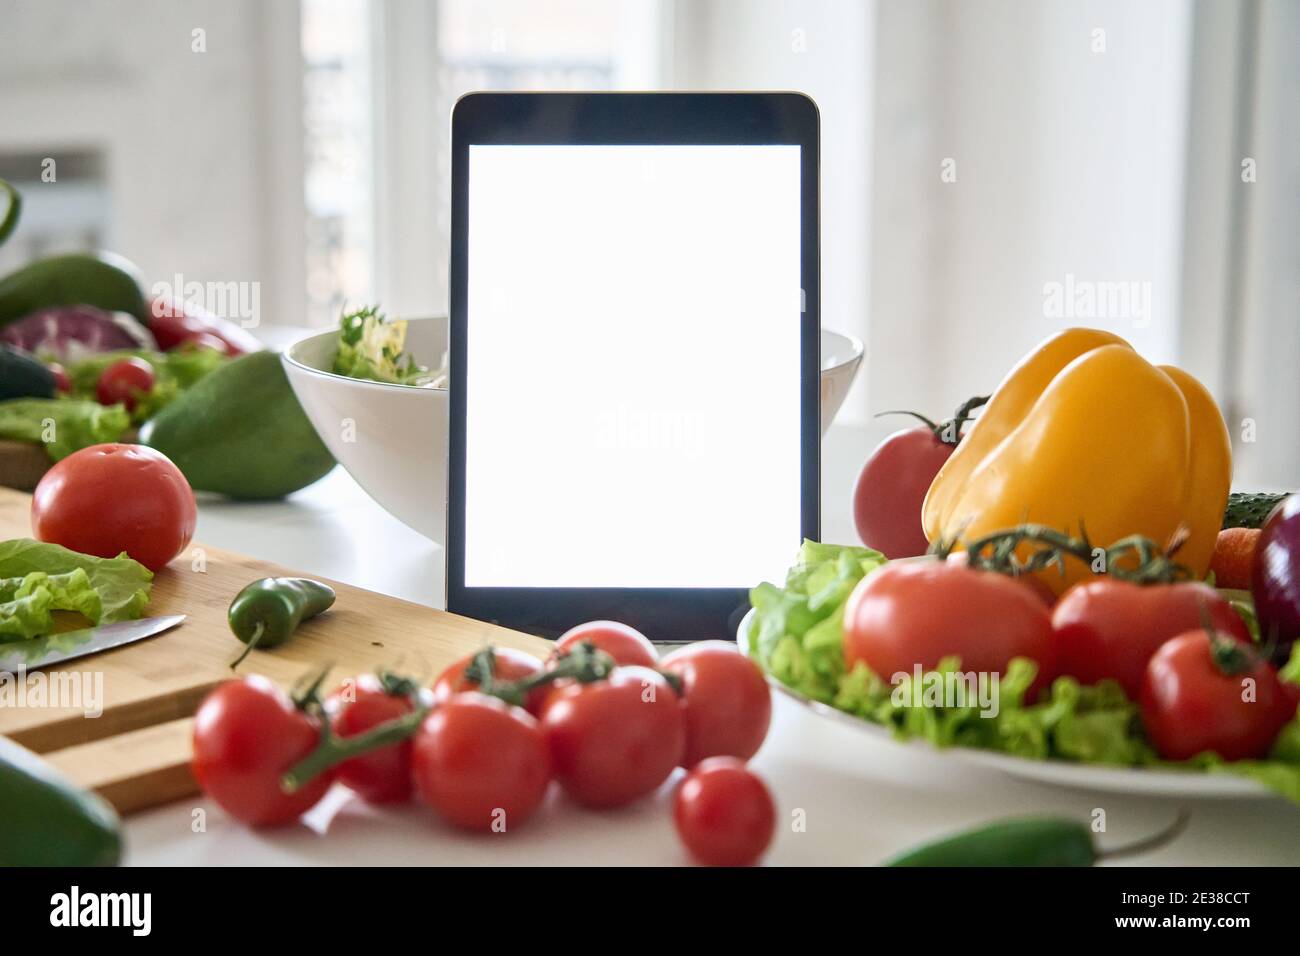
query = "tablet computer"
xmin=446 ymin=92 xmax=819 ymax=642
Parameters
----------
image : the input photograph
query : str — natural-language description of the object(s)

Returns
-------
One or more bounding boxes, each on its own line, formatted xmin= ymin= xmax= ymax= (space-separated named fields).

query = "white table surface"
xmin=126 ymin=421 xmax=1300 ymax=865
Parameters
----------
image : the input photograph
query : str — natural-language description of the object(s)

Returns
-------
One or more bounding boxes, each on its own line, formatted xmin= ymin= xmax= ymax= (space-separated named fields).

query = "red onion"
xmin=0 ymin=305 xmax=156 ymax=360
xmin=1252 ymin=494 xmax=1300 ymax=662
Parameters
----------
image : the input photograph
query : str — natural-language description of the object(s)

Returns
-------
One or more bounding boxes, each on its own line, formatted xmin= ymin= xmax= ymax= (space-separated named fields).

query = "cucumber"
xmin=1223 ymin=491 xmax=1291 ymax=530
xmin=0 ymin=251 xmax=148 ymax=325
xmin=0 ymin=736 xmax=123 ymax=866
xmin=140 ymin=349 xmax=335 ymax=498
xmin=0 ymin=344 xmax=56 ymax=399
xmin=0 ymin=177 xmax=20 ymax=247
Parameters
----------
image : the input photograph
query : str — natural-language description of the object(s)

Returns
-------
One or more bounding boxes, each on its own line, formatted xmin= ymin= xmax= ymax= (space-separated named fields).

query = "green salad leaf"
xmin=747 ymin=544 xmax=1300 ymax=805
xmin=0 ymin=398 xmax=130 ymax=461
xmin=66 ymin=348 xmax=226 ymax=424
xmin=333 ymin=306 xmax=442 ymax=386
xmin=0 ymin=539 xmax=152 ymax=641
xmin=749 ymin=540 xmax=887 ymax=703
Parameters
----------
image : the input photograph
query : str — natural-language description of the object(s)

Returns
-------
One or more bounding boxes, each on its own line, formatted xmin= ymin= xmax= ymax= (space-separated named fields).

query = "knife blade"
xmin=0 ymin=614 xmax=186 ymax=674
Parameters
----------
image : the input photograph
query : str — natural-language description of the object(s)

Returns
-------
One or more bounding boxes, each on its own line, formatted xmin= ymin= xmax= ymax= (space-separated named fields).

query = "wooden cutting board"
xmin=0 ymin=439 xmax=54 ymax=492
xmin=0 ymin=486 xmax=552 ymax=814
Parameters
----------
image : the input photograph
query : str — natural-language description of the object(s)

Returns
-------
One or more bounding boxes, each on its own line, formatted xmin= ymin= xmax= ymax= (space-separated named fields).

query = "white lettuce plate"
xmin=737 ymin=608 xmax=1275 ymax=799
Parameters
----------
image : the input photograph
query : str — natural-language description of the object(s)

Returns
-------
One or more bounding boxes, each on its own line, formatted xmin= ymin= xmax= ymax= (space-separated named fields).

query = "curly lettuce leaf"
xmin=0 ymin=539 xmax=151 ymax=640
xmin=333 ymin=306 xmax=440 ymax=386
xmin=0 ymin=587 xmax=54 ymax=640
xmin=0 ymin=398 xmax=130 ymax=461
xmin=747 ymin=540 xmax=886 ymax=702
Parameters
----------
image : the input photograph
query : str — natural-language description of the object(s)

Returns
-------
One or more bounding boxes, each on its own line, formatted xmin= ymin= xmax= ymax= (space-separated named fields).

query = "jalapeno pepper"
xmin=228 ymin=576 xmax=336 ymax=668
xmin=886 ymin=810 xmax=1189 ymax=867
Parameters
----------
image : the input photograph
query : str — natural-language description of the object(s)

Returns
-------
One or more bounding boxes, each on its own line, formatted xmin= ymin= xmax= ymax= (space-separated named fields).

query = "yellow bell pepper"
xmin=922 ymin=328 xmax=1231 ymax=593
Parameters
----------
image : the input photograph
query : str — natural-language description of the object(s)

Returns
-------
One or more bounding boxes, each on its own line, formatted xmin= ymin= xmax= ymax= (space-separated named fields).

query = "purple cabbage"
xmin=0 ymin=305 xmax=156 ymax=360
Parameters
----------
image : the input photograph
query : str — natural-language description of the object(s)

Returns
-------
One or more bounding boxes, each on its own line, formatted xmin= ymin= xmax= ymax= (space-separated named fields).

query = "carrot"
xmin=1209 ymin=527 xmax=1261 ymax=590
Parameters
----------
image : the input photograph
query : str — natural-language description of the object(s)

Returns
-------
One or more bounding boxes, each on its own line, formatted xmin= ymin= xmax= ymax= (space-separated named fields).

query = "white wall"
xmin=869 ymin=0 xmax=1193 ymax=423
xmin=672 ymin=0 xmax=1197 ymax=439
xmin=0 ymin=0 xmax=305 ymax=327
xmin=671 ymin=0 xmax=875 ymax=423
xmin=1230 ymin=0 xmax=1300 ymax=490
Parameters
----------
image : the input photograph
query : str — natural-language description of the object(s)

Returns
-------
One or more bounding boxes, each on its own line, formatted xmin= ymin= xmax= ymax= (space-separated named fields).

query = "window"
xmin=302 ymin=0 xmax=376 ymax=328
xmin=300 ymin=0 xmax=664 ymax=325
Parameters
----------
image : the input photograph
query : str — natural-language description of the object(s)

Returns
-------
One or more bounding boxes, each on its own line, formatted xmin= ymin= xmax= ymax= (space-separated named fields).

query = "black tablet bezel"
xmin=446 ymin=92 xmax=819 ymax=641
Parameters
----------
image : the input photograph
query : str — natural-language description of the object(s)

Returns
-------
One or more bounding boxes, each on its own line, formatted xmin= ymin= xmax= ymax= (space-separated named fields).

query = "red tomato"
xmin=554 ymin=620 xmax=658 ymax=667
xmin=842 ymin=560 xmax=1056 ymax=698
xmin=31 ymin=443 xmax=196 ymax=571
xmin=1052 ymin=580 xmax=1252 ymax=697
xmin=328 ymin=674 xmax=429 ymax=804
xmin=433 ymin=647 xmax=547 ymax=714
xmin=674 ymin=757 xmax=776 ymax=866
xmin=852 ymin=426 xmax=953 ymax=559
xmin=1283 ymin=678 xmax=1300 ymax=717
xmin=1140 ymin=630 xmax=1292 ymax=761
xmin=661 ymin=641 xmax=771 ymax=766
xmin=191 ymin=676 xmax=332 ymax=827
xmin=95 ymin=357 xmax=155 ymax=412
xmin=47 ymin=362 xmax=71 ymax=393
xmin=148 ymin=296 xmax=260 ymax=356
xmin=540 ymin=666 xmax=685 ymax=808
xmin=410 ymin=692 xmax=551 ymax=832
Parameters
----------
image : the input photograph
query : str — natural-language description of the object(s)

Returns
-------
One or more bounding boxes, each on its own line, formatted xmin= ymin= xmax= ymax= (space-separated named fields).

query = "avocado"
xmin=0 ymin=344 xmax=56 ymax=399
xmin=140 ymin=349 xmax=335 ymax=499
xmin=0 ymin=252 xmax=148 ymax=325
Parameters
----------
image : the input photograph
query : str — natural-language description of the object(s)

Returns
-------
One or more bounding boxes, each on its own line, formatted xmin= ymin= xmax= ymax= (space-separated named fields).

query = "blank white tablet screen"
xmin=464 ymin=144 xmax=802 ymax=588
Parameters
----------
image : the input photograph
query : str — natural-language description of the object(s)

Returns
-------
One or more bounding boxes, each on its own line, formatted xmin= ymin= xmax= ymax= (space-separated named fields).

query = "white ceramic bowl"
xmin=284 ymin=316 xmax=863 ymax=543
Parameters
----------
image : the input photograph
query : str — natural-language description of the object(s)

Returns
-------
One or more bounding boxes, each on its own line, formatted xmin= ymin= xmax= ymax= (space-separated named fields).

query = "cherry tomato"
xmin=1140 ymin=630 xmax=1292 ymax=761
xmin=31 ymin=443 xmax=196 ymax=571
xmin=191 ymin=676 xmax=332 ymax=827
xmin=433 ymin=647 xmax=547 ymax=714
xmin=1283 ymin=678 xmax=1300 ymax=717
xmin=554 ymin=620 xmax=658 ymax=667
xmin=328 ymin=674 xmax=429 ymax=804
xmin=47 ymin=362 xmax=71 ymax=393
xmin=852 ymin=426 xmax=953 ymax=559
xmin=661 ymin=641 xmax=771 ymax=766
xmin=842 ymin=560 xmax=1056 ymax=698
xmin=674 ymin=757 xmax=776 ymax=866
xmin=1052 ymin=580 xmax=1251 ymax=697
xmin=410 ymin=692 xmax=551 ymax=832
xmin=540 ymin=666 xmax=685 ymax=808
xmin=95 ymin=357 xmax=155 ymax=412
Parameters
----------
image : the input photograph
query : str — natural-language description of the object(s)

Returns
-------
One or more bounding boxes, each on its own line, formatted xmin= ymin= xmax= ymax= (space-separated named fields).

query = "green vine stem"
xmin=875 ymin=394 xmax=990 ymax=447
xmin=280 ymin=642 xmax=627 ymax=793
xmin=282 ymin=706 xmax=428 ymax=793
xmin=465 ymin=641 xmax=619 ymax=707
xmin=934 ymin=522 xmax=1194 ymax=585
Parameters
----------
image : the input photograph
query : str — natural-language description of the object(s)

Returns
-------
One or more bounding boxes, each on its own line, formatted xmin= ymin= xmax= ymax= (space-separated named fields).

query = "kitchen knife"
xmin=0 ymin=614 xmax=186 ymax=674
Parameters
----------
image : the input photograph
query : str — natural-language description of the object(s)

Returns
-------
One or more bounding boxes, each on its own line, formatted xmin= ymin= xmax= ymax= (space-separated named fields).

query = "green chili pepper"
xmin=228 ymin=577 xmax=336 ymax=669
xmin=886 ymin=810 xmax=1189 ymax=867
